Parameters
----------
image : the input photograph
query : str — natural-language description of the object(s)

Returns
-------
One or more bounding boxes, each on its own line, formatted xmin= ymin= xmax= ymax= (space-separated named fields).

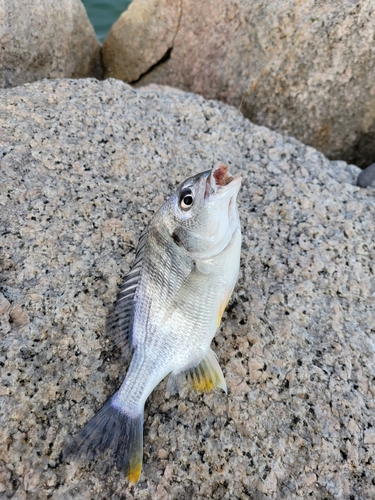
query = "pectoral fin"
xmin=217 ymin=286 xmax=235 ymax=327
xmin=167 ymin=349 xmax=227 ymax=395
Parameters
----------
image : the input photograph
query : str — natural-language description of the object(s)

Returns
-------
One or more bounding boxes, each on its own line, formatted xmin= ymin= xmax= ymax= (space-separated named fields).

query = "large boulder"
xmin=0 ymin=0 xmax=101 ymax=88
xmin=102 ymin=0 xmax=375 ymax=168
xmin=0 ymin=79 xmax=374 ymax=499
xmin=102 ymin=0 xmax=181 ymax=83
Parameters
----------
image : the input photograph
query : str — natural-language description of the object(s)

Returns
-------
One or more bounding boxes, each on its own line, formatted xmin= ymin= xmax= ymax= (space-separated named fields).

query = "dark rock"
xmin=357 ymin=162 xmax=375 ymax=188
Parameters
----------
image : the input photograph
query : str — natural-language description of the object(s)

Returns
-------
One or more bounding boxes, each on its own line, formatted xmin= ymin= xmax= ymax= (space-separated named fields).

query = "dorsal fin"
xmin=167 ymin=348 xmax=227 ymax=395
xmin=106 ymin=228 xmax=148 ymax=358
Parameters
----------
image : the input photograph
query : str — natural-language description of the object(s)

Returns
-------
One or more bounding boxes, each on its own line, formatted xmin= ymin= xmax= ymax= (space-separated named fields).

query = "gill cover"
xmin=165 ymin=163 xmax=241 ymax=259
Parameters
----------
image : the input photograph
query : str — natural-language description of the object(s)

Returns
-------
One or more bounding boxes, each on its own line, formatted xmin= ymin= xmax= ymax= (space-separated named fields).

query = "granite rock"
xmin=0 ymin=0 xmax=102 ymax=88
xmin=102 ymin=0 xmax=375 ymax=168
xmin=102 ymin=0 xmax=181 ymax=83
xmin=0 ymin=79 xmax=375 ymax=499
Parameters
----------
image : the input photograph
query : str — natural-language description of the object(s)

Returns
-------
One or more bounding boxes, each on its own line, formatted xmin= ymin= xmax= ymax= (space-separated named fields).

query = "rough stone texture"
xmin=0 ymin=0 xmax=102 ymax=88
xmin=102 ymin=0 xmax=375 ymax=168
xmin=357 ymin=162 xmax=375 ymax=188
xmin=1 ymin=79 xmax=375 ymax=499
xmin=102 ymin=0 xmax=181 ymax=82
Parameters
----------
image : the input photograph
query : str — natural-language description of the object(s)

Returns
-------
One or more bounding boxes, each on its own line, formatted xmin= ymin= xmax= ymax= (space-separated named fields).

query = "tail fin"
xmin=65 ymin=395 xmax=144 ymax=485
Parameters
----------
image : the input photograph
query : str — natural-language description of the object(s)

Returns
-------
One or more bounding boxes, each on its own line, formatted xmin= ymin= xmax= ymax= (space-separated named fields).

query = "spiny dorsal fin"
xmin=106 ymin=228 xmax=148 ymax=358
xmin=167 ymin=348 xmax=227 ymax=395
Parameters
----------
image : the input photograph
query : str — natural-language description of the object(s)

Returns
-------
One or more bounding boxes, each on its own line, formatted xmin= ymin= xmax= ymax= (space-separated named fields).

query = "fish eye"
xmin=179 ymin=188 xmax=194 ymax=211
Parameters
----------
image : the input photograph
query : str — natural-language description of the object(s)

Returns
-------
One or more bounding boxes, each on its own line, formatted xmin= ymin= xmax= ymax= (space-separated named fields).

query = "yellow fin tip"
xmin=127 ymin=460 xmax=142 ymax=485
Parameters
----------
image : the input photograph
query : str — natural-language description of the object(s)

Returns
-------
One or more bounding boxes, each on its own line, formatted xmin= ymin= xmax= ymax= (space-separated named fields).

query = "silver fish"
xmin=66 ymin=163 xmax=242 ymax=484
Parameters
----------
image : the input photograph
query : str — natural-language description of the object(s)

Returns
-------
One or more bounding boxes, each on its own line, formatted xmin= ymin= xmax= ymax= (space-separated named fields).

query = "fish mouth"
xmin=205 ymin=163 xmax=241 ymax=199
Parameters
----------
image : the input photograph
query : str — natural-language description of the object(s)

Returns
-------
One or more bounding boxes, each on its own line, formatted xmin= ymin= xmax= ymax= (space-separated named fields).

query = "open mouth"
xmin=205 ymin=163 xmax=240 ymax=198
xmin=213 ymin=164 xmax=234 ymax=186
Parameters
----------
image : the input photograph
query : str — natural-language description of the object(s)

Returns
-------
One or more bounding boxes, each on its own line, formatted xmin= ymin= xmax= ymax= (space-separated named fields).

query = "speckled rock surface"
xmin=0 ymin=0 xmax=101 ymax=88
xmin=1 ymin=79 xmax=375 ymax=499
xmin=102 ymin=0 xmax=375 ymax=168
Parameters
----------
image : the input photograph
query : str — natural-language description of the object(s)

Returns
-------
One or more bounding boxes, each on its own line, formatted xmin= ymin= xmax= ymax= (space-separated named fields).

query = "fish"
xmin=65 ymin=162 xmax=242 ymax=484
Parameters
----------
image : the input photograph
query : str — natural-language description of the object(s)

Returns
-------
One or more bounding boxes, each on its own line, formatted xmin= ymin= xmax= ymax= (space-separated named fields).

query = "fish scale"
xmin=65 ymin=163 xmax=242 ymax=484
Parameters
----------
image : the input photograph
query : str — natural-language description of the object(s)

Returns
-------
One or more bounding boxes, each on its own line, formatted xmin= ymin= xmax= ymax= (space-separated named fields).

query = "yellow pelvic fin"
xmin=191 ymin=365 xmax=215 ymax=392
xmin=187 ymin=349 xmax=227 ymax=394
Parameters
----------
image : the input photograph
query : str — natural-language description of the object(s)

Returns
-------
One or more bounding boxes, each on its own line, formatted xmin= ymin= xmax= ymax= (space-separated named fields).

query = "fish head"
xmin=163 ymin=163 xmax=241 ymax=259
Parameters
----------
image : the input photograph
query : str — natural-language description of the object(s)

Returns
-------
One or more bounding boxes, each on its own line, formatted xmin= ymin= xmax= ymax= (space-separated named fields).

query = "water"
xmin=82 ymin=0 xmax=133 ymax=42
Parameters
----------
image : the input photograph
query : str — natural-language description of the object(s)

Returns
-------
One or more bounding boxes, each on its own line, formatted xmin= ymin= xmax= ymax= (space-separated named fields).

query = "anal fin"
xmin=167 ymin=348 xmax=227 ymax=395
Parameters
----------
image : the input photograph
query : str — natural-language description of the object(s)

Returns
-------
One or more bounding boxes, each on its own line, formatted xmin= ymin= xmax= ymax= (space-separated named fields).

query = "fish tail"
xmin=65 ymin=394 xmax=144 ymax=485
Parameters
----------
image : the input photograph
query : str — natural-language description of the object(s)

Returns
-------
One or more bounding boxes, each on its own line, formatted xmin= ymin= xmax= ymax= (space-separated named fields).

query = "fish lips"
xmin=204 ymin=164 xmax=242 ymax=202
xmin=205 ymin=167 xmax=241 ymax=239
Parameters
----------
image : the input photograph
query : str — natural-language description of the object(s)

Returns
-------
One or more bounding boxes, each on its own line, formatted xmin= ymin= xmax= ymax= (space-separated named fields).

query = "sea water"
xmin=82 ymin=0 xmax=133 ymax=42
